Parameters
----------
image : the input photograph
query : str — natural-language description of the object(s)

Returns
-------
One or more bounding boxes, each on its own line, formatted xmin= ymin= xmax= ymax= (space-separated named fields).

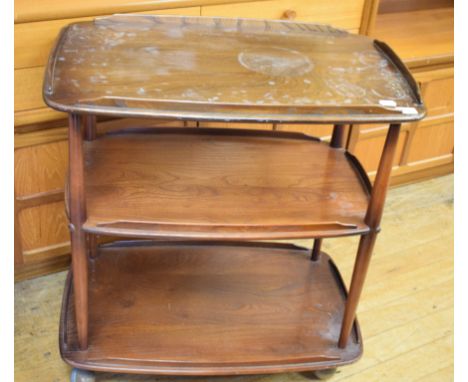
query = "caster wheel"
xmin=70 ymin=368 xmax=96 ymax=382
xmin=301 ymin=368 xmax=337 ymax=380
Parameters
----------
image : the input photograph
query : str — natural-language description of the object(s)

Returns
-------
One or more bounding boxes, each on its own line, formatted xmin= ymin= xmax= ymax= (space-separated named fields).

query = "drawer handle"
xmin=282 ymin=9 xmax=297 ymax=20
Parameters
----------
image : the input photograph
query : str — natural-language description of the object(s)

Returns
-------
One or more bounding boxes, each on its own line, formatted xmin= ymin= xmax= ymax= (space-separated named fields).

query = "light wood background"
xmin=15 ymin=174 xmax=454 ymax=382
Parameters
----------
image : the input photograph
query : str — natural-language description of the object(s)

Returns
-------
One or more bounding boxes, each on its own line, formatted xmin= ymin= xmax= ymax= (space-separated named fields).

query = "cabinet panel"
xmin=414 ymin=68 xmax=454 ymax=117
xmin=15 ymin=140 xmax=68 ymax=197
xmin=352 ymin=126 xmax=407 ymax=173
xmin=407 ymin=117 xmax=453 ymax=163
xmin=421 ymin=76 xmax=453 ymax=117
xmin=201 ymin=0 xmax=365 ymax=32
xmin=14 ymin=66 xmax=45 ymax=112
xmin=18 ymin=202 xmax=69 ymax=252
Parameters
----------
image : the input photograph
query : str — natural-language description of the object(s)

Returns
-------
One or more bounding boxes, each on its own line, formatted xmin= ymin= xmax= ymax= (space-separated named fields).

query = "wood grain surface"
xmin=373 ymin=7 xmax=453 ymax=68
xmin=14 ymin=0 xmax=263 ymax=23
xmin=43 ymin=15 xmax=424 ymax=123
xmin=201 ymin=0 xmax=364 ymax=32
xmin=81 ymin=128 xmax=371 ymax=240
xmin=60 ymin=241 xmax=361 ymax=374
xmin=14 ymin=175 xmax=454 ymax=382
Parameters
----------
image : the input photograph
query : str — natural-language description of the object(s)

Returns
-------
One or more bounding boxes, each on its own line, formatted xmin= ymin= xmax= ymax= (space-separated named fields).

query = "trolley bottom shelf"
xmin=60 ymin=241 xmax=362 ymax=375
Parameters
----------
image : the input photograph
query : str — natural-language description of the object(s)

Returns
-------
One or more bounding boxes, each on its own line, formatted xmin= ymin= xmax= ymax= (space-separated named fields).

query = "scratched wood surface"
xmin=43 ymin=15 xmax=424 ymax=123
xmin=15 ymin=175 xmax=453 ymax=382
xmin=60 ymin=244 xmax=361 ymax=374
xmin=81 ymin=128 xmax=370 ymax=240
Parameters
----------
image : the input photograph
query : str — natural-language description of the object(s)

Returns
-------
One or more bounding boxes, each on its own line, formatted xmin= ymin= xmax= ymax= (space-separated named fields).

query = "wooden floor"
xmin=14 ymin=175 xmax=454 ymax=382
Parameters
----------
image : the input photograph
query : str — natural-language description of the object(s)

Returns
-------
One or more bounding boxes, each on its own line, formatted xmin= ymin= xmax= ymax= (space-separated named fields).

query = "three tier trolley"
xmin=43 ymin=15 xmax=425 ymax=382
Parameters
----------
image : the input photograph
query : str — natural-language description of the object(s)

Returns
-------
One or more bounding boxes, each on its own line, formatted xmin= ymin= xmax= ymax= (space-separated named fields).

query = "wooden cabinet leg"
xmin=69 ymin=113 xmax=88 ymax=350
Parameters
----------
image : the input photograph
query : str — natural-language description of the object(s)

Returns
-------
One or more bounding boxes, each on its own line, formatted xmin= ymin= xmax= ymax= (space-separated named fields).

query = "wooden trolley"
xmin=43 ymin=15 xmax=425 ymax=381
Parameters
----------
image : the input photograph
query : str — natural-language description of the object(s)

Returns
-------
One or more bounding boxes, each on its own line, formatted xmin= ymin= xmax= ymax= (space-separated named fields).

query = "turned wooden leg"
xmin=69 ymin=113 xmax=88 ymax=350
xmin=87 ymin=234 xmax=98 ymax=259
xmin=338 ymin=232 xmax=377 ymax=347
xmin=84 ymin=115 xmax=97 ymax=141
xmin=330 ymin=124 xmax=346 ymax=148
xmin=83 ymin=116 xmax=97 ymax=260
xmin=339 ymin=124 xmax=401 ymax=348
xmin=311 ymin=238 xmax=322 ymax=261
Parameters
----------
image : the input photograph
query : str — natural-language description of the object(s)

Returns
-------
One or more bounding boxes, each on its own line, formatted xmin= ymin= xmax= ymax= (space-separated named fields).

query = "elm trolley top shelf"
xmin=43 ymin=14 xmax=425 ymax=124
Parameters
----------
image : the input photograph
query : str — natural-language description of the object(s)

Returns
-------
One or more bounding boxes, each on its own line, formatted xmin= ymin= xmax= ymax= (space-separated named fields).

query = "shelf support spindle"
xmin=83 ymin=115 xmax=98 ymax=260
xmin=311 ymin=239 xmax=322 ymax=261
xmin=338 ymin=123 xmax=401 ymax=348
xmin=315 ymin=123 xmax=347 ymax=261
xmin=68 ymin=113 xmax=89 ymax=350
xmin=84 ymin=115 xmax=97 ymax=141
xmin=330 ymin=124 xmax=346 ymax=148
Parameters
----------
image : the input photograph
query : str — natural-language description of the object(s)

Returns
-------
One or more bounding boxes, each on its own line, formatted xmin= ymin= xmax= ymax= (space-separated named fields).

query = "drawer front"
xmin=15 ymin=7 xmax=201 ymax=70
xmin=201 ymin=0 xmax=365 ymax=33
xmin=14 ymin=66 xmax=46 ymax=113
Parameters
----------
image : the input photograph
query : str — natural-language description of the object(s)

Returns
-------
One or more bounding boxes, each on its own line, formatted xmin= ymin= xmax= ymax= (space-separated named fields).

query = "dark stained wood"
xmin=330 ymin=124 xmax=346 ymax=148
xmin=84 ymin=115 xmax=97 ymax=141
xmin=83 ymin=115 xmax=97 ymax=263
xmin=68 ymin=113 xmax=88 ymax=350
xmin=60 ymin=241 xmax=362 ymax=375
xmin=87 ymin=234 xmax=97 ymax=259
xmin=365 ymin=124 xmax=402 ymax=228
xmin=43 ymin=15 xmax=425 ymax=123
xmin=81 ymin=128 xmax=371 ymax=240
xmin=338 ymin=123 xmax=401 ymax=348
xmin=44 ymin=13 xmax=426 ymax=378
xmin=311 ymin=238 xmax=322 ymax=261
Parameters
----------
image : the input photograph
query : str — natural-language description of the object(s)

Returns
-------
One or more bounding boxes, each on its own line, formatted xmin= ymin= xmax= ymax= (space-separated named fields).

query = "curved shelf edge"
xmin=59 ymin=241 xmax=363 ymax=376
xmin=82 ymin=220 xmax=370 ymax=240
xmin=78 ymin=128 xmax=372 ymax=241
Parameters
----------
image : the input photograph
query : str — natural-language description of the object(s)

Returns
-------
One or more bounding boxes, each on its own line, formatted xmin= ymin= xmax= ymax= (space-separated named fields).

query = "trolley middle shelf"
xmin=76 ymin=127 xmax=372 ymax=240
